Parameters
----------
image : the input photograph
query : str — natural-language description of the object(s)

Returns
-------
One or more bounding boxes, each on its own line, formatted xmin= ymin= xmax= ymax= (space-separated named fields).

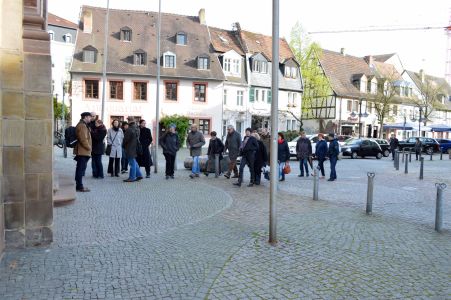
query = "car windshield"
xmin=344 ymin=138 xmax=360 ymax=145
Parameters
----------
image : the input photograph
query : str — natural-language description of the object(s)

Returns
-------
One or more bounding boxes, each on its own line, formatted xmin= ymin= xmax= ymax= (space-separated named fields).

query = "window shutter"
xmin=267 ymin=90 xmax=272 ymax=103
xmin=249 ymin=87 xmax=255 ymax=102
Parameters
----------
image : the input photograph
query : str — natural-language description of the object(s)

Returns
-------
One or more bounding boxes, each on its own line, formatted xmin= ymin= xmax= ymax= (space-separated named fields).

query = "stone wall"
xmin=1 ymin=0 xmax=53 ymax=252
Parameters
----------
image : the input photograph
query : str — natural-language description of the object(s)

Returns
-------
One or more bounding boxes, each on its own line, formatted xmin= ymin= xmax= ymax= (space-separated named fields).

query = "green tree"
xmin=160 ymin=115 xmax=190 ymax=147
xmin=289 ymin=22 xmax=331 ymax=131
xmin=53 ymin=97 xmax=70 ymax=123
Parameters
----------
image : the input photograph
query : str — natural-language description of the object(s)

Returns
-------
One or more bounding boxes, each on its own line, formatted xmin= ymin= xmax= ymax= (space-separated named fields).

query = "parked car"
xmin=341 ymin=138 xmax=384 ymax=159
xmin=397 ymin=137 xmax=440 ymax=155
xmin=436 ymin=138 xmax=451 ymax=154
xmin=371 ymin=138 xmax=390 ymax=157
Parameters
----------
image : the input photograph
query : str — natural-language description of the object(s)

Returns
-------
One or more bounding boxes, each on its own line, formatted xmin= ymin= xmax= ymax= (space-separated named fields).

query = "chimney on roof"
xmin=364 ymin=55 xmax=374 ymax=66
xmin=198 ymin=8 xmax=206 ymax=25
xmin=232 ymin=22 xmax=241 ymax=33
xmin=340 ymin=48 xmax=345 ymax=56
xmin=419 ymin=69 xmax=425 ymax=83
xmin=82 ymin=10 xmax=92 ymax=33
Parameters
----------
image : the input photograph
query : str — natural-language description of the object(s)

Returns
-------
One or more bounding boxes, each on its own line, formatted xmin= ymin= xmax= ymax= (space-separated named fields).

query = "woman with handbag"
xmin=277 ymin=132 xmax=290 ymax=181
xmin=107 ymin=119 xmax=124 ymax=177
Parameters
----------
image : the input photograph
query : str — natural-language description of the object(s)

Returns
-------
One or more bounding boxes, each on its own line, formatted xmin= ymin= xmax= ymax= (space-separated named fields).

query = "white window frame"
xmin=198 ymin=56 xmax=209 ymax=70
xmin=236 ymin=90 xmax=244 ymax=106
xmin=232 ymin=59 xmax=240 ymax=74
xmin=48 ymin=30 xmax=54 ymax=40
xmin=163 ymin=51 xmax=176 ymax=68
xmin=223 ymin=89 xmax=227 ymax=105
xmin=64 ymin=33 xmax=72 ymax=43
xmin=223 ymin=58 xmax=231 ymax=72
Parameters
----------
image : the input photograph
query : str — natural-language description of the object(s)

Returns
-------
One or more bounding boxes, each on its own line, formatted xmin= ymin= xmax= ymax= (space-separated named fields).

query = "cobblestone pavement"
xmin=0 ymin=148 xmax=449 ymax=299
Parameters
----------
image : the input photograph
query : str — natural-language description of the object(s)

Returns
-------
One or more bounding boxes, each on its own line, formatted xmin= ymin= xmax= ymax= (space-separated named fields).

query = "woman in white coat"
xmin=107 ymin=119 xmax=124 ymax=177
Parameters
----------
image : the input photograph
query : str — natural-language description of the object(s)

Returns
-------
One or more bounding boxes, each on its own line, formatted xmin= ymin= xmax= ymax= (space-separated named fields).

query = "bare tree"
xmin=414 ymin=76 xmax=447 ymax=125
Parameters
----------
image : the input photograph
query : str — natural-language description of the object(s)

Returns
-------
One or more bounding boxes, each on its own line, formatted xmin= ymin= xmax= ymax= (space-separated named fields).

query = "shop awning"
xmin=383 ymin=122 xmax=413 ymax=130
xmin=429 ymin=124 xmax=451 ymax=132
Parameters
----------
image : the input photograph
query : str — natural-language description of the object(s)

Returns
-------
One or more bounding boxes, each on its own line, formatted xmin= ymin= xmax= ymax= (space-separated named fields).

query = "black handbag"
xmin=106 ymin=131 xmax=118 ymax=156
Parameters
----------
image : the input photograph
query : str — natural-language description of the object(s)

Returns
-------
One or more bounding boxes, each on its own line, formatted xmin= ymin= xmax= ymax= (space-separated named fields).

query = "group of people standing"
xmin=73 ymin=111 xmax=341 ymax=192
xmin=295 ymin=132 xmax=339 ymax=182
xmin=73 ymin=112 xmax=154 ymax=192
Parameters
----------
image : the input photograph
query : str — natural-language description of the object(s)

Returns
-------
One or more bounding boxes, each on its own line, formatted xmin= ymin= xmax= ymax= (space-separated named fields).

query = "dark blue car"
xmin=436 ymin=138 xmax=451 ymax=154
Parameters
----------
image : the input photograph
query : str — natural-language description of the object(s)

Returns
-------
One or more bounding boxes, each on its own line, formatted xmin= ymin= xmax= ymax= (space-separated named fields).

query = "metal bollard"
xmin=402 ymin=149 xmax=405 ymax=163
xmin=313 ymin=166 xmax=319 ymax=200
xmin=430 ymin=151 xmax=433 ymax=161
xmin=409 ymin=149 xmax=412 ymax=162
xmin=440 ymin=151 xmax=443 ymax=160
xmin=214 ymin=154 xmax=220 ymax=178
xmin=434 ymin=183 xmax=447 ymax=232
xmin=419 ymin=157 xmax=424 ymax=180
xmin=395 ymin=151 xmax=400 ymax=171
xmin=404 ymin=153 xmax=409 ymax=174
xmin=366 ymin=172 xmax=375 ymax=215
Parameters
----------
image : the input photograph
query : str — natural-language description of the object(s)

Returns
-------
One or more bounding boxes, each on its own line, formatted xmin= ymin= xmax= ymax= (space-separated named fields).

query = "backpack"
xmin=65 ymin=126 xmax=78 ymax=148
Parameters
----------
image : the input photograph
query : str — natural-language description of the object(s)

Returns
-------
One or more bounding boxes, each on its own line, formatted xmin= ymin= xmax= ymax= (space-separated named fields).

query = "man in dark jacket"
xmin=252 ymin=133 xmax=268 ymax=185
xmin=205 ymin=131 xmax=224 ymax=176
xmin=137 ymin=119 xmax=153 ymax=178
xmin=74 ymin=112 xmax=92 ymax=192
xmin=327 ymin=133 xmax=339 ymax=181
xmin=123 ymin=117 xmax=143 ymax=182
xmin=187 ymin=124 xmax=206 ymax=179
xmin=89 ymin=112 xmax=98 ymax=176
xmin=91 ymin=119 xmax=107 ymax=179
xmin=224 ymin=125 xmax=241 ymax=179
xmin=234 ymin=128 xmax=258 ymax=187
xmin=159 ymin=123 xmax=180 ymax=179
xmin=389 ymin=134 xmax=399 ymax=160
xmin=315 ymin=133 xmax=327 ymax=179
xmin=296 ymin=131 xmax=312 ymax=177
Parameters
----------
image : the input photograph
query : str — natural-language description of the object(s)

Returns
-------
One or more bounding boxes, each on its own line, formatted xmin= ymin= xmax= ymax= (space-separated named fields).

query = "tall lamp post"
xmin=154 ymin=0 xmax=161 ymax=173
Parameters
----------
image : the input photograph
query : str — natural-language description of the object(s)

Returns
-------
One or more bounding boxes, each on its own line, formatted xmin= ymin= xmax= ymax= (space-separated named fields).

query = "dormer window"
xmin=197 ymin=55 xmax=210 ymax=70
xmin=360 ymin=79 xmax=367 ymax=93
xmin=176 ymin=32 xmax=187 ymax=45
xmin=83 ymin=45 xmax=97 ymax=63
xmin=164 ymin=51 xmax=176 ymax=68
xmin=63 ymin=33 xmax=72 ymax=43
xmin=134 ymin=49 xmax=146 ymax=66
xmin=48 ymin=30 xmax=54 ymax=40
xmin=252 ymin=60 xmax=267 ymax=73
xmin=284 ymin=66 xmax=297 ymax=78
xmin=121 ymin=26 xmax=132 ymax=42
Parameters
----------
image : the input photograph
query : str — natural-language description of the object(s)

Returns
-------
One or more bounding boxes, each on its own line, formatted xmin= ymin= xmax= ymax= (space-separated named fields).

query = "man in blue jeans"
xmin=186 ymin=124 xmax=205 ymax=179
xmin=327 ymin=133 xmax=339 ymax=181
xmin=123 ymin=117 xmax=143 ymax=182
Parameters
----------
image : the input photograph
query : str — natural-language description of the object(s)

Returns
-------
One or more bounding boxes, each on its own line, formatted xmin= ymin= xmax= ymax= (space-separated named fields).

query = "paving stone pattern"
xmin=0 ymin=149 xmax=449 ymax=299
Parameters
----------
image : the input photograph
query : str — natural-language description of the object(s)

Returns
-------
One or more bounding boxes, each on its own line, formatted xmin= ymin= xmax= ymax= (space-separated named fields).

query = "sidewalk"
xmin=0 ymin=147 xmax=449 ymax=299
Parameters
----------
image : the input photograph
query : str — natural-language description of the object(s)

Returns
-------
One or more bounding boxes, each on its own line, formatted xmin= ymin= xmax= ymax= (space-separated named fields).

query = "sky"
xmin=49 ymin=0 xmax=450 ymax=78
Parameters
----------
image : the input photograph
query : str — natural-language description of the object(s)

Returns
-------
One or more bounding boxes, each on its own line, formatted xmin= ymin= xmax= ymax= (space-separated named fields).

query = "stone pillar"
xmin=1 ymin=0 xmax=53 ymax=251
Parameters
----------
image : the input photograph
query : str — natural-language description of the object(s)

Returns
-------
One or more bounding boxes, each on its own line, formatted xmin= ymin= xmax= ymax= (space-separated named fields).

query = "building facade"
xmin=48 ymin=13 xmax=77 ymax=103
xmin=302 ymin=48 xmax=451 ymax=139
xmin=209 ymin=24 xmax=303 ymax=138
xmin=70 ymin=7 xmax=225 ymax=141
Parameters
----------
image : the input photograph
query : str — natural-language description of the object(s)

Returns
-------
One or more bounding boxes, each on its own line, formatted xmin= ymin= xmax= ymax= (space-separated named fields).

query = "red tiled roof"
xmin=239 ymin=30 xmax=294 ymax=62
xmin=209 ymin=27 xmax=244 ymax=55
xmin=48 ymin=13 xmax=78 ymax=29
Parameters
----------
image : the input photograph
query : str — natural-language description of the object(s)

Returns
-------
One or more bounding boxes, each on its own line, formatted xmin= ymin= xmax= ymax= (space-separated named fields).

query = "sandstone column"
xmin=1 ymin=0 xmax=53 ymax=251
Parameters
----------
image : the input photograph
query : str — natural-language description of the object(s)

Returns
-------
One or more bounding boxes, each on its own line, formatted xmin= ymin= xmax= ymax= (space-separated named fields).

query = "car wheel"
xmin=383 ymin=149 xmax=390 ymax=157
xmin=425 ymin=147 xmax=433 ymax=155
xmin=351 ymin=152 xmax=358 ymax=159
xmin=376 ymin=152 xmax=382 ymax=159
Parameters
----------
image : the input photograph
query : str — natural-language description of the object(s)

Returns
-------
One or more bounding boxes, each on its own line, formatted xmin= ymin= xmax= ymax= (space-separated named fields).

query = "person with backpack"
xmin=91 ymin=119 xmax=107 ymax=179
xmin=74 ymin=112 xmax=92 ymax=192
xmin=106 ymin=119 xmax=124 ymax=177
xmin=204 ymin=131 xmax=224 ymax=176
xmin=296 ymin=131 xmax=312 ymax=177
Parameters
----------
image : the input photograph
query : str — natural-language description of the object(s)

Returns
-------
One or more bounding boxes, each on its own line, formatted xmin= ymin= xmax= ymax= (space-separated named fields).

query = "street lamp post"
xmin=418 ymin=107 xmax=423 ymax=136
